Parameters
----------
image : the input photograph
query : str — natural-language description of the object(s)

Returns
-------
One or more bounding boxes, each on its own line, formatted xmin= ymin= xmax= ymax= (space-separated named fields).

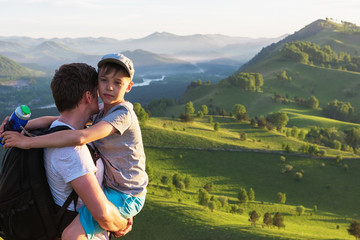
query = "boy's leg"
xmin=62 ymin=215 xmax=88 ymax=240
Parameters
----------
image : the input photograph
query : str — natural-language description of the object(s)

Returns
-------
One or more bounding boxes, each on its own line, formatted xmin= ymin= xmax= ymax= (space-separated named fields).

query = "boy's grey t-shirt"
xmin=93 ymin=102 xmax=148 ymax=197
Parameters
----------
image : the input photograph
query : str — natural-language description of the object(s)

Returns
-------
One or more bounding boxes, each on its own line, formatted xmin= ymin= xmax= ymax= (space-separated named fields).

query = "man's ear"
xmin=84 ymin=91 xmax=93 ymax=103
xmin=126 ymin=81 xmax=134 ymax=93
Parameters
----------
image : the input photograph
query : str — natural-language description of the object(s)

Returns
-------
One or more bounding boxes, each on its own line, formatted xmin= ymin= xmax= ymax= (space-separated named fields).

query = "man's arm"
xmin=0 ymin=121 xmax=116 ymax=149
xmin=70 ymin=172 xmax=128 ymax=232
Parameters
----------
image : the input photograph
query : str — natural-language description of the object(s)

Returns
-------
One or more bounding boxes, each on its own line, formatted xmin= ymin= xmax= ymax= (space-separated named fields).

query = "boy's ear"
xmin=126 ymin=81 xmax=134 ymax=93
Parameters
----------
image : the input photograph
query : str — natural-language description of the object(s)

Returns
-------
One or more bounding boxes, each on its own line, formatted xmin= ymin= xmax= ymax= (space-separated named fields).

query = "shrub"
xmin=239 ymin=131 xmax=247 ymax=141
xmin=184 ymin=175 xmax=192 ymax=189
xmin=238 ymin=187 xmax=248 ymax=204
xmin=161 ymin=175 xmax=169 ymax=185
xmin=217 ymin=196 xmax=228 ymax=207
xmin=276 ymin=192 xmax=286 ymax=204
xmin=296 ymin=205 xmax=305 ymax=216
xmin=204 ymin=183 xmax=213 ymax=193
xmin=208 ymin=201 xmax=216 ymax=212
xmin=273 ymin=212 xmax=285 ymax=229
xmin=248 ymin=188 xmax=255 ymax=201
xmin=294 ymin=172 xmax=303 ymax=181
xmin=198 ymin=188 xmax=210 ymax=207
xmin=172 ymin=173 xmax=185 ymax=190
xmin=248 ymin=210 xmax=261 ymax=227
xmin=263 ymin=212 xmax=273 ymax=227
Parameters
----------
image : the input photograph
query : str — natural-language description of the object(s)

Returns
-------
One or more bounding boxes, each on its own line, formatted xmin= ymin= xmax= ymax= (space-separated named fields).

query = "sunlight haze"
xmin=1 ymin=0 xmax=360 ymax=39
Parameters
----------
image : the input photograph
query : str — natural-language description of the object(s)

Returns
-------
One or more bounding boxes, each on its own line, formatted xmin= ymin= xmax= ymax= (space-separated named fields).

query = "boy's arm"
xmin=25 ymin=116 xmax=59 ymax=130
xmin=70 ymin=172 xmax=128 ymax=232
xmin=0 ymin=121 xmax=116 ymax=149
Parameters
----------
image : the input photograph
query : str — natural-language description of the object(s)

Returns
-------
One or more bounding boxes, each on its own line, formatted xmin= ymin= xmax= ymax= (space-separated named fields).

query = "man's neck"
xmin=58 ymin=109 xmax=89 ymax=130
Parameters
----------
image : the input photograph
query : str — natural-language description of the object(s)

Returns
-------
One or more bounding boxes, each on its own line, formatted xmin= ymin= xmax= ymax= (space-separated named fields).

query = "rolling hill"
xmin=0 ymin=54 xmax=44 ymax=82
xmin=172 ymin=19 xmax=360 ymax=121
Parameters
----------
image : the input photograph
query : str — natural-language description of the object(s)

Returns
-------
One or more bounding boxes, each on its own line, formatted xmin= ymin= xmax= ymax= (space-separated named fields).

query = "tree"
xmin=232 ymin=104 xmax=248 ymax=121
xmin=296 ymin=205 xmax=305 ymax=216
xmin=208 ymin=115 xmax=213 ymax=124
xmin=345 ymin=128 xmax=360 ymax=150
xmin=201 ymin=105 xmax=209 ymax=115
xmin=238 ymin=187 xmax=248 ymax=204
xmin=323 ymin=99 xmax=354 ymax=121
xmin=217 ymin=196 xmax=228 ymax=207
xmin=348 ymin=220 xmax=360 ymax=240
xmin=204 ymin=182 xmax=213 ymax=193
xmin=248 ymin=188 xmax=255 ymax=201
xmin=196 ymin=110 xmax=204 ymax=118
xmin=184 ymin=175 xmax=192 ymax=189
xmin=214 ymin=122 xmax=220 ymax=131
xmin=179 ymin=112 xmax=194 ymax=122
xmin=172 ymin=173 xmax=184 ymax=190
xmin=248 ymin=210 xmax=261 ymax=227
xmin=185 ymin=101 xmax=195 ymax=114
xmin=294 ymin=172 xmax=303 ymax=181
xmin=198 ymin=188 xmax=210 ymax=207
xmin=291 ymin=126 xmax=299 ymax=138
xmin=263 ymin=212 xmax=273 ymax=227
xmin=307 ymin=96 xmax=319 ymax=109
xmin=276 ymin=192 xmax=286 ymax=204
xmin=161 ymin=175 xmax=169 ymax=185
xmin=273 ymin=212 xmax=285 ymax=229
xmin=277 ymin=70 xmax=289 ymax=81
xmin=208 ymin=201 xmax=216 ymax=212
xmin=133 ymin=102 xmax=149 ymax=123
xmin=239 ymin=131 xmax=247 ymax=141
xmin=266 ymin=112 xmax=289 ymax=131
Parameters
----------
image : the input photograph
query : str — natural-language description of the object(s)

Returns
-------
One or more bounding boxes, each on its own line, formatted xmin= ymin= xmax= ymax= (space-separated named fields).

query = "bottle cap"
xmin=15 ymin=105 xmax=31 ymax=120
xmin=20 ymin=105 xmax=31 ymax=115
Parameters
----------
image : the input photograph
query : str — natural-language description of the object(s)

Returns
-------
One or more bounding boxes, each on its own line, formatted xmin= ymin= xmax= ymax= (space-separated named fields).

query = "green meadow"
xmin=119 ymin=116 xmax=360 ymax=239
xmin=111 ymin=116 xmax=360 ymax=239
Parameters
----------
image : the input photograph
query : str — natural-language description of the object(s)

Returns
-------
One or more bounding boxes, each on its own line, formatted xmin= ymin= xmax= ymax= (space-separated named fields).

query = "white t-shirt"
xmin=44 ymin=120 xmax=109 ymax=240
xmin=44 ymin=120 xmax=97 ymax=211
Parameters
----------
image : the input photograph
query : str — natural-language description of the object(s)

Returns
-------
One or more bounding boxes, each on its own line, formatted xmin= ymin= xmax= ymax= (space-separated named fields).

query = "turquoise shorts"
xmin=78 ymin=187 xmax=145 ymax=240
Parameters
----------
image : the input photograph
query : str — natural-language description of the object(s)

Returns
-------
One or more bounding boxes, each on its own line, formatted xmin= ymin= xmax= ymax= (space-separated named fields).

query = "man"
xmin=0 ymin=63 xmax=132 ymax=238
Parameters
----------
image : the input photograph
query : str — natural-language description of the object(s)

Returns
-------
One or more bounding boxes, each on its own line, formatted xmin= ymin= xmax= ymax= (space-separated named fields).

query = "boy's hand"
xmin=0 ymin=116 xmax=9 ymax=134
xmin=0 ymin=131 xmax=30 ymax=149
xmin=112 ymin=217 xmax=133 ymax=237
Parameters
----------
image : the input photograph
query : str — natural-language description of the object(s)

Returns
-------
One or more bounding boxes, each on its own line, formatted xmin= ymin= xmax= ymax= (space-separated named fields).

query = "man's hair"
xmin=98 ymin=62 xmax=131 ymax=79
xmin=51 ymin=63 xmax=98 ymax=112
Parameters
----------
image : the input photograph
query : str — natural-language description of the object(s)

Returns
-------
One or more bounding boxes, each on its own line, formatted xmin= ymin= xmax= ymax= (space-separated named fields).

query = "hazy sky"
xmin=1 ymin=0 xmax=360 ymax=40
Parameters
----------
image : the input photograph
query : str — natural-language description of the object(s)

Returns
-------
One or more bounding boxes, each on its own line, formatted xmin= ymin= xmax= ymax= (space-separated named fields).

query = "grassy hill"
xmin=0 ymin=54 xmax=44 ymax=82
xmin=114 ymin=117 xmax=360 ymax=240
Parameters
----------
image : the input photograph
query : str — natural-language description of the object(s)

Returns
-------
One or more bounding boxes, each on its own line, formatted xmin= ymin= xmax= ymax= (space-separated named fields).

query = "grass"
xmin=120 ymin=146 xmax=359 ymax=240
xmin=142 ymin=117 xmax=359 ymax=158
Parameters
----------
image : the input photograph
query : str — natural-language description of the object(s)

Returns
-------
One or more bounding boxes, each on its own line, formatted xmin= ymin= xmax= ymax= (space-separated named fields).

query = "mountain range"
xmin=0 ymin=32 xmax=284 ymax=73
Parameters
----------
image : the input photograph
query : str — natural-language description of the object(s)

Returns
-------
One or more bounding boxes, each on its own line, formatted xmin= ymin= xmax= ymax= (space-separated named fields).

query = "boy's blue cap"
xmin=98 ymin=53 xmax=135 ymax=80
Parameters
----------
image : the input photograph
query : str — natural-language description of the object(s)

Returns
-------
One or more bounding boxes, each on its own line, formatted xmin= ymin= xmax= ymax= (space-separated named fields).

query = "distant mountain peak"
xmin=145 ymin=32 xmax=178 ymax=39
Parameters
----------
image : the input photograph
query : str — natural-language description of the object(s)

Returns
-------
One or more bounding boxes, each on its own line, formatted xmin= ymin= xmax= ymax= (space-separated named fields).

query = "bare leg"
xmin=62 ymin=215 xmax=88 ymax=240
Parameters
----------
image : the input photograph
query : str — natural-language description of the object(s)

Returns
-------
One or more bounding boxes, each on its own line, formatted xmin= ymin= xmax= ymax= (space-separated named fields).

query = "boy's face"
xmin=98 ymin=68 xmax=133 ymax=108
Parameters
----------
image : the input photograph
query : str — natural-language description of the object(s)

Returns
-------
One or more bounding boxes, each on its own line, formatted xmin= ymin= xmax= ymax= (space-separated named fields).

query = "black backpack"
xmin=0 ymin=126 xmax=80 ymax=240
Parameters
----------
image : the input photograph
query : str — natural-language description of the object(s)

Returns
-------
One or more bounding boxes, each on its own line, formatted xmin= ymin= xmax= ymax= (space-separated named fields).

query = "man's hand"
xmin=0 ymin=116 xmax=9 ymax=134
xmin=112 ymin=217 xmax=133 ymax=237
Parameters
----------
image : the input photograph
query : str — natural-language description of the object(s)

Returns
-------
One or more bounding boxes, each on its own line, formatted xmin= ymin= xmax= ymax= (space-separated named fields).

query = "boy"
xmin=1 ymin=53 xmax=148 ymax=240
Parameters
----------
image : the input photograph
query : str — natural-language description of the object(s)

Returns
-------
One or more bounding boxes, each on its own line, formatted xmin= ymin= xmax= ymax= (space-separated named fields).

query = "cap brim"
xmin=98 ymin=58 xmax=132 ymax=78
